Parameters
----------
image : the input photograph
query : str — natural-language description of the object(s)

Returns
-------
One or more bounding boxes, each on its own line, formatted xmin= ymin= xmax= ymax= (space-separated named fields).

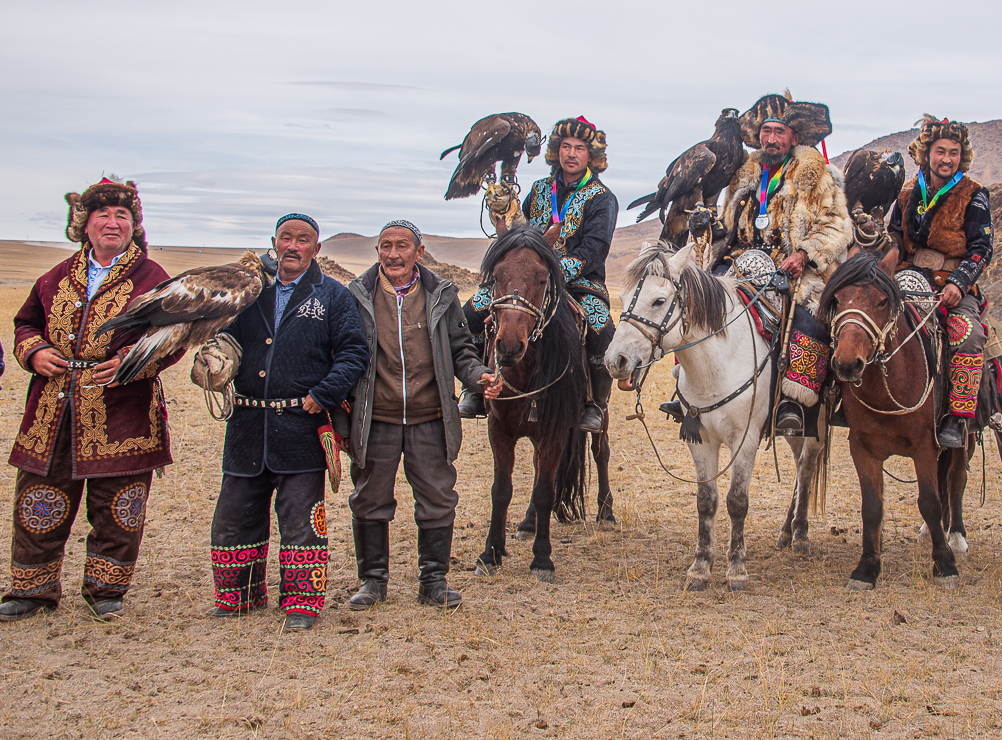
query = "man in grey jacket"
xmin=347 ymin=220 xmax=500 ymax=609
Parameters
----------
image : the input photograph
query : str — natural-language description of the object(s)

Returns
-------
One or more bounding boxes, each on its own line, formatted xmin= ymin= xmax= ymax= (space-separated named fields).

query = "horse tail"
xmin=554 ymin=428 xmax=587 ymax=523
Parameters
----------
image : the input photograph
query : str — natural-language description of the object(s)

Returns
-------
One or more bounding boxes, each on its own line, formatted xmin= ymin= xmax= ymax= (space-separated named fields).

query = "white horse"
xmin=605 ymin=243 xmax=826 ymax=591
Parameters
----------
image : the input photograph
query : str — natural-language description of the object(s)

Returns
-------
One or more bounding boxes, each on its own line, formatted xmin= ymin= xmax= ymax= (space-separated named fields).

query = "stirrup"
xmin=774 ymin=399 xmax=805 ymax=437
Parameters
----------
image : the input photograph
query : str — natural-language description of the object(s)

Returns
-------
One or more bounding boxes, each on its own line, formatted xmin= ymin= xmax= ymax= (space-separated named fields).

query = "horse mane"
xmin=481 ymin=227 xmax=587 ymax=441
xmin=622 ymin=241 xmax=730 ymax=334
xmin=816 ymin=252 xmax=902 ymax=328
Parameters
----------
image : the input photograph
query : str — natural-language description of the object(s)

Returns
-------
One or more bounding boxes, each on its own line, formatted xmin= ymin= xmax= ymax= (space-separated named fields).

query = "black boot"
xmin=348 ymin=520 xmax=389 ymax=611
xmin=417 ymin=526 xmax=462 ymax=608
xmin=0 ymin=598 xmax=48 ymax=622
xmin=828 ymin=400 xmax=848 ymax=428
xmin=578 ymin=363 xmax=613 ymax=433
xmin=774 ymin=399 xmax=805 ymax=436
xmin=937 ymin=415 xmax=968 ymax=448
xmin=457 ymin=390 xmax=486 ymax=419
xmin=659 ymin=400 xmax=684 ymax=422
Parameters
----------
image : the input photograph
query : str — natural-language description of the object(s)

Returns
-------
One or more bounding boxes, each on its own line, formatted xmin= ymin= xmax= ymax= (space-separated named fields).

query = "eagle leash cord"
xmin=628 ymin=307 xmax=762 ymax=485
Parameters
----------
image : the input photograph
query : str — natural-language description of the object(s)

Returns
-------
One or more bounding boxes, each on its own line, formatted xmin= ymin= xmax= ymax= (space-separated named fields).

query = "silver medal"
xmin=754 ymin=214 xmax=770 ymax=230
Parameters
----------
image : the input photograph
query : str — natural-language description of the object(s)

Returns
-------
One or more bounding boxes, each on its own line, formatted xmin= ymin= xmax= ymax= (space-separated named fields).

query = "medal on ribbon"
xmin=916 ymin=168 xmax=964 ymax=216
xmin=551 ymin=168 xmax=592 ymax=224
xmin=755 ymin=157 xmax=790 ymax=231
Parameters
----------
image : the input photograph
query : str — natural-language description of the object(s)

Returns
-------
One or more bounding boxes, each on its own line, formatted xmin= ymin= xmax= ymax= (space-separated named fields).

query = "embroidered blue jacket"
xmin=220 ymin=260 xmax=369 ymax=476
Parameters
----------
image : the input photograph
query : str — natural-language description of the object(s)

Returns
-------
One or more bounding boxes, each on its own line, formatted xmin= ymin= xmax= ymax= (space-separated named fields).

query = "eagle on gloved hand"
xmin=441 ymin=112 xmax=542 ymax=200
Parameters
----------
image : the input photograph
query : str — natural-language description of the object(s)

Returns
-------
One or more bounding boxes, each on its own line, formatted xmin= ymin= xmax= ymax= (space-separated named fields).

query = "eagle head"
xmin=882 ymin=151 xmax=905 ymax=173
xmin=524 ymin=131 xmax=542 ymax=162
xmin=240 ymin=250 xmax=278 ymax=286
xmin=721 ymin=108 xmax=739 ymax=119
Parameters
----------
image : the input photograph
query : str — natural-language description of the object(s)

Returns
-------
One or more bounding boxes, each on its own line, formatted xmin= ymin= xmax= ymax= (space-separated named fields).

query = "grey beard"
xmin=761 ymin=149 xmax=787 ymax=167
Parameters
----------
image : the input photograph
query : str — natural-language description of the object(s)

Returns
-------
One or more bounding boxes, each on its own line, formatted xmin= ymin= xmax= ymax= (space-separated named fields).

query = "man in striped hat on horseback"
xmin=887 ymin=116 xmax=994 ymax=447
xmin=459 ymin=116 xmax=619 ymax=433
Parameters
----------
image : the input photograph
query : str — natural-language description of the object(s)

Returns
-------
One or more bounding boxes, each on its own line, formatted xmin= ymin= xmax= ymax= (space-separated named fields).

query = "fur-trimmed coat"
xmin=723 ymin=145 xmax=852 ymax=310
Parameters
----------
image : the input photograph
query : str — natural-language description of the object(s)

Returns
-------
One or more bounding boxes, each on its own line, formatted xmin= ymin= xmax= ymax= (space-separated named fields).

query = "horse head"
xmin=481 ymin=227 xmax=562 ymax=367
xmin=817 ymin=249 xmax=902 ymax=384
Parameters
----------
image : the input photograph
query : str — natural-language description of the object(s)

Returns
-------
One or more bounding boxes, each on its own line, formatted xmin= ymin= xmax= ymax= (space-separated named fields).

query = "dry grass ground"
xmin=0 ymin=248 xmax=1000 ymax=739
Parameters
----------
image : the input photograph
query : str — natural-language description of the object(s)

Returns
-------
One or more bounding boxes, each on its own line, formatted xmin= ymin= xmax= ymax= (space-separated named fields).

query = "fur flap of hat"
xmin=544 ymin=117 xmax=608 ymax=174
xmin=739 ymin=93 xmax=833 ymax=149
xmin=908 ymin=114 xmax=974 ymax=173
xmin=65 ymin=178 xmax=147 ymax=251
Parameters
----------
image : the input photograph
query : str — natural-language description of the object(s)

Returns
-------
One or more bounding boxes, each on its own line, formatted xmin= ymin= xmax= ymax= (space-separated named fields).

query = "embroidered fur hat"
xmin=544 ymin=116 xmax=608 ymax=174
xmin=908 ymin=114 xmax=974 ymax=173
xmin=65 ymin=177 xmax=147 ymax=251
xmin=739 ymin=91 xmax=833 ymax=149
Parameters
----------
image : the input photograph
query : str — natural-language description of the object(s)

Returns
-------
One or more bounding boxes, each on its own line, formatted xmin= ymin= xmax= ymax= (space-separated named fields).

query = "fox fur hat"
xmin=545 ymin=116 xmax=608 ymax=174
xmin=739 ymin=91 xmax=833 ymax=149
xmin=65 ymin=177 xmax=147 ymax=251
xmin=908 ymin=115 xmax=974 ymax=173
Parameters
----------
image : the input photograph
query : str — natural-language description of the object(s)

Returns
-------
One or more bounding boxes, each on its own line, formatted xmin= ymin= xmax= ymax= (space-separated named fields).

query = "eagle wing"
xmin=631 ymin=144 xmax=716 ymax=223
xmin=460 ymin=115 xmax=513 ymax=166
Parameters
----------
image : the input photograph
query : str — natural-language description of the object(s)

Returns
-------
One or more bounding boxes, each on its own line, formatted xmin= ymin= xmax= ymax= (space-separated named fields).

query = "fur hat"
xmin=739 ymin=91 xmax=832 ymax=149
xmin=65 ymin=177 xmax=147 ymax=251
xmin=908 ymin=114 xmax=974 ymax=173
xmin=544 ymin=116 xmax=608 ymax=174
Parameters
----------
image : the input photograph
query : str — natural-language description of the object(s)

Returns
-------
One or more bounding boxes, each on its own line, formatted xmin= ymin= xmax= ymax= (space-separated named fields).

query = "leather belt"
xmin=910 ymin=248 xmax=960 ymax=272
xmin=66 ymin=360 xmax=99 ymax=369
xmin=234 ymin=395 xmax=308 ymax=410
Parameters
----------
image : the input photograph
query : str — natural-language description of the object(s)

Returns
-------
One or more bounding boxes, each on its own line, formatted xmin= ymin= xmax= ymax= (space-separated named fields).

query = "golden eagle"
xmin=98 ymin=251 xmax=277 ymax=385
xmin=441 ymin=112 xmax=542 ymax=200
xmin=627 ymin=108 xmax=746 ymax=246
xmin=843 ymin=149 xmax=906 ymax=220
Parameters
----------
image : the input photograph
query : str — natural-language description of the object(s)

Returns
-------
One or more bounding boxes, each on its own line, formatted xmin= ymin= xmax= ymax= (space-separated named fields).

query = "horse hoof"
xmin=474 ymin=563 xmax=499 ymax=578
xmin=948 ymin=532 xmax=968 ymax=560
xmin=792 ymin=540 xmax=811 ymax=557
xmin=776 ymin=533 xmax=792 ymax=550
xmin=684 ymin=578 xmax=710 ymax=592
xmin=530 ymin=569 xmax=555 ymax=584
xmin=515 ymin=530 xmax=534 ymax=542
xmin=597 ymin=516 xmax=617 ymax=528
xmin=727 ymin=577 xmax=749 ymax=592
xmin=917 ymin=523 xmax=931 ymax=543
xmin=846 ymin=579 xmax=875 ymax=591
xmin=934 ymin=575 xmax=959 ymax=590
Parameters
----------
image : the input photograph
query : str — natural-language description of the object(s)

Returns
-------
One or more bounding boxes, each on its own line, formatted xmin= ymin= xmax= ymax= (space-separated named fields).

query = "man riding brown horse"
xmin=886 ymin=116 xmax=994 ymax=448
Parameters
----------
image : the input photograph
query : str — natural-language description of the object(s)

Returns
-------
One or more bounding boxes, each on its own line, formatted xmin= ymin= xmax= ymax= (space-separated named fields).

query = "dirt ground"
xmin=0 ymin=255 xmax=1000 ymax=739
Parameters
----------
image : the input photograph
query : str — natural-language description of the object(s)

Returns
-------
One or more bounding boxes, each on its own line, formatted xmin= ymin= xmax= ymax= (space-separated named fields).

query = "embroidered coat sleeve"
xmin=307 ymin=283 xmax=370 ymax=410
xmin=12 ymin=279 xmax=55 ymax=371
xmin=946 ymin=186 xmax=994 ymax=294
xmin=561 ymin=191 xmax=618 ymax=283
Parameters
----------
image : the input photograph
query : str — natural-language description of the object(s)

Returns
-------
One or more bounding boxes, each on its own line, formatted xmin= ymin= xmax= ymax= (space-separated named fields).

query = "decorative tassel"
xmin=679 ymin=406 xmax=703 ymax=444
xmin=528 ymin=400 xmax=538 ymax=423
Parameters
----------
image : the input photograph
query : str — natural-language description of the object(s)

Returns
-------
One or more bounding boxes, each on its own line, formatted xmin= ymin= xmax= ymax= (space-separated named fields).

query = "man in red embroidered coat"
xmin=887 ymin=116 xmax=994 ymax=447
xmin=1 ymin=179 xmax=183 ymax=622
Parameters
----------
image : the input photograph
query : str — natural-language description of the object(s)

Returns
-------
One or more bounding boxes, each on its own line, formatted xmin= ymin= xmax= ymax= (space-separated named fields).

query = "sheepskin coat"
xmin=723 ymin=145 xmax=852 ymax=311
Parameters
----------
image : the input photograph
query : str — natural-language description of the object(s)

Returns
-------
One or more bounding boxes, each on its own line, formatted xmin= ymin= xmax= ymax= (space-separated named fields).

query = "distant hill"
xmin=830 ymin=119 xmax=1002 ymax=186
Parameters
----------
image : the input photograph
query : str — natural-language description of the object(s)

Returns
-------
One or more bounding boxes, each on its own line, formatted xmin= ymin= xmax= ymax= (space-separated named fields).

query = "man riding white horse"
xmin=661 ymin=92 xmax=853 ymax=435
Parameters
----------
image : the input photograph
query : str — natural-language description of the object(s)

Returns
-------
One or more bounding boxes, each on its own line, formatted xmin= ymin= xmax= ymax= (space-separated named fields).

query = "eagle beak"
xmin=260 ymin=249 xmax=279 ymax=283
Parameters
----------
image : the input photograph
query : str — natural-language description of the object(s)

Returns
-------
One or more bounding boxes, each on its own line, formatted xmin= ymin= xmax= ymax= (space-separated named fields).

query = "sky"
xmin=2 ymin=0 xmax=1000 ymax=248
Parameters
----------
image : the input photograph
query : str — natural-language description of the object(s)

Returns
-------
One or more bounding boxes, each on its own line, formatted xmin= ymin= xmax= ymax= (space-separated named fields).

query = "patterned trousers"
xmin=210 ymin=470 xmax=328 ymax=615
xmin=3 ymin=420 xmax=152 ymax=608
xmin=945 ymin=293 xmax=987 ymax=417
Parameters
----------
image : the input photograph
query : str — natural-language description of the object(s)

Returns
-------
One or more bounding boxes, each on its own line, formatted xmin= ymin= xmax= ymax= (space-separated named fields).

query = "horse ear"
xmin=667 ymin=244 xmax=696 ymax=279
xmin=877 ymin=246 xmax=898 ymax=277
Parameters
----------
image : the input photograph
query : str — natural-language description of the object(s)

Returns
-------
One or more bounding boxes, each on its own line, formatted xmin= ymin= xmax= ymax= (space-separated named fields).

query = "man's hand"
xmin=778 ymin=250 xmax=809 ymax=278
xmin=940 ymin=283 xmax=964 ymax=308
xmin=92 ymin=355 xmax=122 ymax=386
xmin=30 ymin=347 xmax=69 ymax=377
xmin=542 ymin=223 xmax=561 ymax=248
xmin=303 ymin=394 xmax=324 ymax=414
xmin=480 ymin=372 xmax=503 ymax=400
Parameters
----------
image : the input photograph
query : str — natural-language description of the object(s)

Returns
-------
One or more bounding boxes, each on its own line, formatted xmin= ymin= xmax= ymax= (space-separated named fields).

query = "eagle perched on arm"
xmin=97 ymin=250 xmax=277 ymax=385
xmin=440 ymin=112 xmax=542 ymax=200
xmin=627 ymin=108 xmax=746 ymax=246
xmin=843 ymin=149 xmax=906 ymax=220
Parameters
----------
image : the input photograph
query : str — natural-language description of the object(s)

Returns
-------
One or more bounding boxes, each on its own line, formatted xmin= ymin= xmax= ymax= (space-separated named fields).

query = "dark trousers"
xmin=4 ymin=420 xmax=153 ymax=608
xmin=210 ymin=469 xmax=327 ymax=615
xmin=349 ymin=419 xmax=458 ymax=528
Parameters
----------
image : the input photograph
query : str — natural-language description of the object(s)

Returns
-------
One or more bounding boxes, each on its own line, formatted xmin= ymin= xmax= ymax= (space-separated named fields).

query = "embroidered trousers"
xmin=3 ymin=420 xmax=153 ymax=608
xmin=946 ymin=293 xmax=986 ymax=417
xmin=210 ymin=469 xmax=328 ymax=615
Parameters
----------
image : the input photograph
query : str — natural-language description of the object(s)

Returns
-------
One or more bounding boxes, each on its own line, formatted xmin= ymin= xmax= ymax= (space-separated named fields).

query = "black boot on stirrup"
xmin=457 ymin=391 xmax=486 ymax=419
xmin=828 ymin=400 xmax=848 ymax=428
xmin=775 ymin=399 xmax=805 ymax=436
xmin=417 ymin=526 xmax=462 ymax=608
xmin=348 ymin=520 xmax=389 ymax=611
xmin=659 ymin=400 xmax=684 ymax=422
xmin=937 ymin=415 xmax=968 ymax=448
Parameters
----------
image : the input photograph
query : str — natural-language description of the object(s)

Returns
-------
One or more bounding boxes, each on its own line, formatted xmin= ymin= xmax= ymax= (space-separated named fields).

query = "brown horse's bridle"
xmin=830 ymin=306 xmax=901 ymax=366
xmin=488 ymin=275 xmax=555 ymax=344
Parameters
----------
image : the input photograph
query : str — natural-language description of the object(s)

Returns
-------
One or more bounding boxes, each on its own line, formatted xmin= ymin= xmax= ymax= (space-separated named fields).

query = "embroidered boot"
xmin=417 ymin=526 xmax=462 ymax=608
xmin=348 ymin=520 xmax=389 ymax=611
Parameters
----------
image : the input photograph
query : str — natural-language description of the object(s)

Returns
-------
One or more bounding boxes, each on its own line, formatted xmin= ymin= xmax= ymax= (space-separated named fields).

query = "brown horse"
xmin=474 ymin=227 xmax=613 ymax=583
xmin=817 ymin=250 xmax=976 ymax=590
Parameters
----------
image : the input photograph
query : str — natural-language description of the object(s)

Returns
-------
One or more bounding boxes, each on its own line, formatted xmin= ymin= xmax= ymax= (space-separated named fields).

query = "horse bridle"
xmin=830 ymin=306 xmax=901 ymax=366
xmin=619 ymin=273 xmax=688 ymax=364
xmin=487 ymin=275 xmax=556 ymax=344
